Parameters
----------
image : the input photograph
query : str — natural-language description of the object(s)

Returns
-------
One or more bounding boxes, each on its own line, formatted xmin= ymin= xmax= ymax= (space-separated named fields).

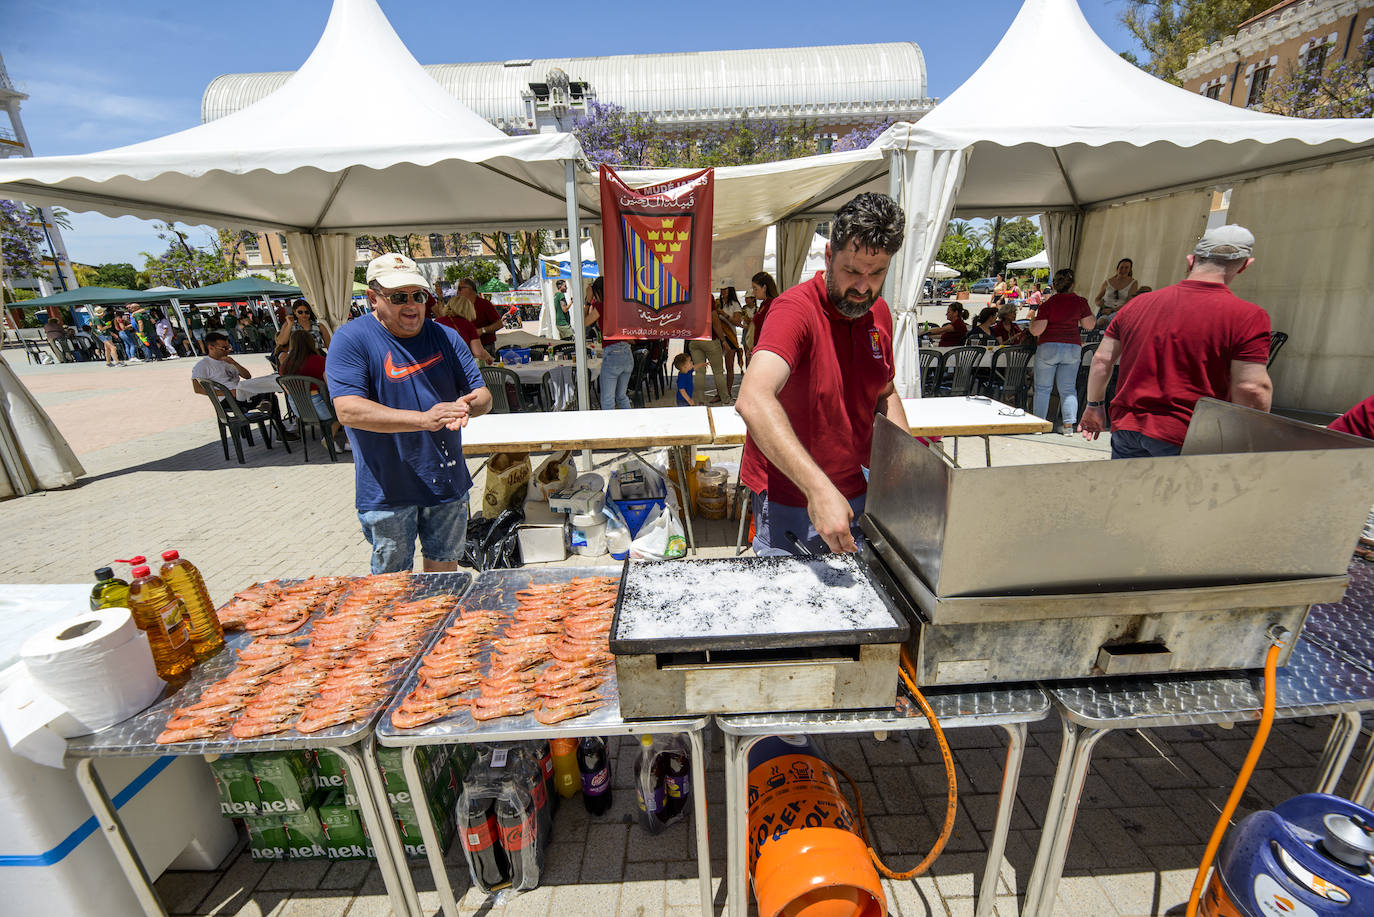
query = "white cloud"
xmin=59 ymin=213 xmax=215 ymax=267
xmin=21 ymin=79 xmax=177 ymax=126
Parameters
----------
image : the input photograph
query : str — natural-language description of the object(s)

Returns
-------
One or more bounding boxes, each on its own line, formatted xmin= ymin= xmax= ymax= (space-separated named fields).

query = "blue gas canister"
xmin=1200 ymin=794 xmax=1374 ymax=917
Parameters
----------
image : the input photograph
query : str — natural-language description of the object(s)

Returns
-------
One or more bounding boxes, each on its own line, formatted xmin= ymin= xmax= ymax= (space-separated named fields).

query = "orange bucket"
xmin=747 ymin=736 xmax=885 ymax=917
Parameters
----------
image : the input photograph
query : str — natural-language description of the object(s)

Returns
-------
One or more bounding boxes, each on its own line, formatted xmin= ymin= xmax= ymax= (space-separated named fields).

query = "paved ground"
xmin=2 ymin=341 xmax=1366 ymax=916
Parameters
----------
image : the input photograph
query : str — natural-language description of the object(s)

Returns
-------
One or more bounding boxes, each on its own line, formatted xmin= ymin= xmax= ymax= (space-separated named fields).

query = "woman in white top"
xmin=1094 ymin=258 xmax=1138 ymax=330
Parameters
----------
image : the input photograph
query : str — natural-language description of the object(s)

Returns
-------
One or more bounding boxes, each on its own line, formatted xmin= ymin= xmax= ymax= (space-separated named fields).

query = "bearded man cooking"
xmin=736 ymin=193 xmax=912 ymax=556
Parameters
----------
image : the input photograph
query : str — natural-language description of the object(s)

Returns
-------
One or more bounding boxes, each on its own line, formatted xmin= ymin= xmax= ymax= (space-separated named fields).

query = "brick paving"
xmin=2 ymin=344 xmax=1366 ymax=916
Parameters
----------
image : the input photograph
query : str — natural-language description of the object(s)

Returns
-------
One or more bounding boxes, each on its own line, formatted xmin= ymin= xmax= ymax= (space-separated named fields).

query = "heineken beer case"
xmin=251 ymin=752 xmax=315 ymax=815
xmin=245 ymin=815 xmax=289 ymax=861
xmin=207 ymin=755 xmax=260 ymax=817
xmin=281 ymin=807 xmax=329 ymax=860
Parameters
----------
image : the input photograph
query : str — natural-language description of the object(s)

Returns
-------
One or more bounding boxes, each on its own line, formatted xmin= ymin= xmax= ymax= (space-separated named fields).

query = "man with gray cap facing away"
xmin=326 ymin=253 xmax=492 ymax=574
xmin=1079 ymin=225 xmax=1273 ymax=459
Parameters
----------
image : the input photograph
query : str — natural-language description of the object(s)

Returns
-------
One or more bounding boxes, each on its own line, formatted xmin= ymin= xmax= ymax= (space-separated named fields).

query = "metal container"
xmin=516 ymin=524 xmax=567 ymax=564
xmin=610 ymin=556 xmax=910 ymax=718
xmin=863 ymin=399 xmax=1374 ymax=685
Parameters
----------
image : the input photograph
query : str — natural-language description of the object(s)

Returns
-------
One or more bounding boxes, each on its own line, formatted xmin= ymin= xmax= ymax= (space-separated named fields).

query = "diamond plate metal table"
xmin=1023 ymin=620 xmax=1374 ymax=917
xmin=375 ymin=566 xmax=714 ymax=917
xmin=716 ymin=683 xmax=1050 ymax=917
xmin=63 ymin=572 xmax=472 ymax=917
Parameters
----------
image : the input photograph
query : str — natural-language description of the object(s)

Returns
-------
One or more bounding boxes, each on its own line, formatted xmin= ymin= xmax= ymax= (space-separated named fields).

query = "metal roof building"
xmin=202 ymin=42 xmax=934 ymax=133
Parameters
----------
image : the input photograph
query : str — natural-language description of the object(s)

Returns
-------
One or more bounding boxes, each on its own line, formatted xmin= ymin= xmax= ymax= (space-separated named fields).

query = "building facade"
xmin=1178 ymin=0 xmax=1374 ymax=109
xmin=0 ymin=53 xmax=78 ymax=297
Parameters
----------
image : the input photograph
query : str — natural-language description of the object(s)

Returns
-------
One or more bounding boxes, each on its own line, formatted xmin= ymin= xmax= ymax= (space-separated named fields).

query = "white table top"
xmin=232 ymin=373 xmax=281 ymax=397
xmin=495 ymin=330 xmax=562 ymax=349
xmin=461 ymin=405 xmax=714 ymax=455
xmin=499 ymin=358 xmax=601 ymax=384
xmin=708 ymin=397 xmax=1050 ymax=444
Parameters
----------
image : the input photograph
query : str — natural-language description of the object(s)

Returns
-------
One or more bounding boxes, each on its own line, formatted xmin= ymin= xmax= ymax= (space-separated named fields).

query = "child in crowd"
xmin=674 ymin=352 xmax=698 ymax=406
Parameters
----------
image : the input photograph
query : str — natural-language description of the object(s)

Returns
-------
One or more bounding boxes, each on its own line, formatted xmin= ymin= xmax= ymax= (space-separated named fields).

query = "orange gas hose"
xmin=1185 ymin=634 xmax=1285 ymax=917
xmin=833 ymin=645 xmax=959 ymax=880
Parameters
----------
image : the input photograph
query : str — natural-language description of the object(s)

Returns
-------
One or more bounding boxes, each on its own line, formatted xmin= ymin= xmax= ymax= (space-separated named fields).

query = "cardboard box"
xmin=311 ymin=749 xmax=362 ymax=809
xmin=251 ymin=752 xmax=315 ymax=815
xmin=318 ymin=792 xmax=375 ymax=860
xmin=207 ymin=754 xmax=260 ymax=817
xmin=281 ymin=807 xmax=329 ymax=859
xmin=244 ymin=815 xmax=288 ymax=861
xmin=395 ymin=807 xmax=455 ymax=859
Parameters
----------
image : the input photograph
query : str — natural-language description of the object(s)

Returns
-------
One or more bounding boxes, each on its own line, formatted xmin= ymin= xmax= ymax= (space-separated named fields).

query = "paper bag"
xmin=482 ymin=452 xmax=531 ymax=516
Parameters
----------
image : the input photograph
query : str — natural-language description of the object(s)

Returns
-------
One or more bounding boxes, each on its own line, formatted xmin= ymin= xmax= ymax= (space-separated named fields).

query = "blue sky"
xmin=4 ymin=0 xmax=1142 ymax=267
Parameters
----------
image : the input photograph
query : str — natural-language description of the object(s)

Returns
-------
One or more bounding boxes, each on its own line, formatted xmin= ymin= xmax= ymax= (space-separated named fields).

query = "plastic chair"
xmin=277 ymin=374 xmax=339 ymax=463
xmin=940 ymin=346 xmax=986 ymax=396
xmin=22 ymin=337 xmax=46 ymax=365
xmin=527 ymin=345 xmax=549 ymax=361
xmin=918 ymin=348 xmax=944 ymax=398
xmin=199 ymin=379 xmax=290 ymax=464
xmin=984 ymin=347 xmax=1035 ymax=408
xmin=549 ymin=342 xmax=575 ymax=360
xmin=1268 ymin=331 xmax=1288 ymax=369
xmin=479 ymin=365 xmax=528 ymax=413
xmin=625 ymin=348 xmax=651 ymax=408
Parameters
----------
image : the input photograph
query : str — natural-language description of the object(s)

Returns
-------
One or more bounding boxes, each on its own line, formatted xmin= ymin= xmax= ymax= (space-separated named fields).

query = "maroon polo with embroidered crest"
xmin=740 ymin=271 xmax=895 ymax=506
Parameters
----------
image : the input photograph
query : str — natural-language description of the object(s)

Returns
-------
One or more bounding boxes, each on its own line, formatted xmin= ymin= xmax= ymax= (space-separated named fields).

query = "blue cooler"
xmin=1202 ymin=793 xmax=1374 ymax=916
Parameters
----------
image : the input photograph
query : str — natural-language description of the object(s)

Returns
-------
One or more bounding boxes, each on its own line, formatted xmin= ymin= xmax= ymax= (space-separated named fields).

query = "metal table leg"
xmin=401 ymin=745 xmax=461 ymax=917
xmin=74 ymin=757 xmax=168 ymax=917
xmin=1352 ymin=720 xmax=1374 ymax=808
xmin=672 ymin=444 xmax=699 ymax=554
xmin=1023 ymin=721 xmax=1109 ymax=917
xmin=337 ymin=740 xmax=423 ymax=917
xmin=685 ymin=726 xmax=714 ymax=917
xmin=1315 ymin=711 xmax=1363 ymax=793
xmin=725 ymin=731 xmax=752 ymax=917
xmin=975 ymin=723 xmax=1026 ymax=917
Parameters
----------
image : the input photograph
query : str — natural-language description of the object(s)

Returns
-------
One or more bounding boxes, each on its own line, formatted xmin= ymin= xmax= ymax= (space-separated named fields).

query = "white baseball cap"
xmin=366 ymin=253 xmax=432 ymax=292
xmin=1193 ymin=225 xmax=1254 ymax=260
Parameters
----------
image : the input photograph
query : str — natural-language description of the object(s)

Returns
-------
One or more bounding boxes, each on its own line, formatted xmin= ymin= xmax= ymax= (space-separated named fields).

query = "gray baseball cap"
xmin=1193 ymin=225 xmax=1254 ymax=260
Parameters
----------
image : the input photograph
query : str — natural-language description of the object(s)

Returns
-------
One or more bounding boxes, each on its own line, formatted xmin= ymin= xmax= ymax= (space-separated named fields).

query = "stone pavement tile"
xmin=199 ymin=857 xmax=274 ymax=915
xmin=1081 ymin=773 xmax=1126 ymax=810
xmin=156 ymin=869 xmax=221 ymax=914
xmin=501 ymin=885 xmax=552 ymax=917
xmin=882 ymin=874 xmax=946 ymax=917
xmin=540 ymin=843 xmax=583 ymax=884
xmin=1054 ymin=873 xmax=1120 ymax=916
xmin=865 ymin=733 xmax=920 ymax=766
xmin=853 ymin=780 xmax=889 ymax=816
xmin=991 ymin=896 xmax=1019 ymax=916
xmin=946 ymin=726 xmax=1005 ymax=750
xmin=1126 ymin=755 xmax=1202 ymax=791
xmin=1075 ymin=807 xmax=1149 ymax=862
xmin=911 ymin=761 xmax=970 ymax=801
xmin=872 ymin=764 xmax=926 ymax=814
xmin=1263 ymin=726 xmax=1326 ymax=768
xmin=1244 ymin=768 xmax=1305 ymax=808
xmin=549 ymin=799 xmax=589 ymax=844
xmin=210 ymin=890 xmax=289 ymax=917
xmin=942 ymin=898 xmax=976 ymax=917
xmin=998 ymin=828 xmax=1039 ymax=898
xmin=1095 ymin=759 xmax=1164 ymax=806
xmin=664 ymin=860 xmax=719 ymax=908
xmin=1064 ymin=826 xmax=1110 ymax=871
xmin=824 ymin=734 xmax=874 ymax=781
xmin=1016 ymin=743 xmax=1058 ymax=778
xmin=548 ymin=881 xmax=620 ymax=914
xmin=1090 ymin=868 xmax=1171 ymax=917
xmin=1013 ymin=774 xmax=1052 ymax=827
xmin=1281 ymin=717 xmax=1342 ymax=752
xmin=1275 ymin=765 xmax=1320 ymax=795
xmin=1136 ymin=794 xmax=1213 ymax=845
xmin=1088 ymin=730 xmax=1138 ymax=759
xmin=1142 ymin=841 xmax=1209 ymax=878
xmin=1170 ymin=739 xmax=1242 ymax=788
xmin=278 ymin=893 xmax=352 ymax=917
xmin=616 ymin=878 xmax=666 ymax=917
xmin=957 ymin=792 xmax=1000 ymax=836
xmin=928 ymin=851 xmax=983 ymax=900
xmin=580 ymin=822 xmax=628 ymax=882
xmin=623 ymin=861 xmax=665 ymax=881
xmin=335 ymin=893 xmax=392 ymax=917
xmin=319 ymin=860 xmax=372 ymax=890
xmin=956 ymin=747 xmax=1010 ymax=796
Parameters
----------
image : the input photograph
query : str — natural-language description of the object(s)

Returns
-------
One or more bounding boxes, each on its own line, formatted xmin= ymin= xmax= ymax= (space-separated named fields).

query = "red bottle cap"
xmin=161 ymin=550 xmax=180 ymax=561
xmin=131 ymin=565 xmax=151 ymax=578
xmin=114 ymin=556 xmax=147 ymax=565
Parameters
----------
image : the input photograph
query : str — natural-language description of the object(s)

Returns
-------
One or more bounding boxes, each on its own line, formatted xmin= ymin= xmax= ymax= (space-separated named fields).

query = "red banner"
xmin=599 ymin=165 xmax=714 ymax=339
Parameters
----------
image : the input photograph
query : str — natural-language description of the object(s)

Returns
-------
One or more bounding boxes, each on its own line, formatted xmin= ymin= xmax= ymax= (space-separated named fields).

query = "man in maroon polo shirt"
xmin=737 ymin=193 xmax=911 ymax=555
xmin=1079 ymin=224 xmax=1273 ymax=459
xmin=455 ymin=277 xmax=504 ymax=355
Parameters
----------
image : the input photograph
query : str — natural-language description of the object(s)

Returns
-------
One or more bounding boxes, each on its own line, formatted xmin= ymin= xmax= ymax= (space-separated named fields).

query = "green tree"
xmin=936 ymin=220 xmax=989 ymax=277
xmin=999 ymin=217 xmax=1044 ymax=265
xmin=354 ymin=265 xmax=367 ymax=285
xmin=91 ymin=262 xmax=145 ymax=289
xmin=1122 ymin=0 xmax=1272 ymax=83
xmin=481 ymin=231 xmax=547 ymax=287
xmin=443 ymin=258 xmax=502 ymax=288
xmin=141 ymin=223 xmax=241 ymax=288
xmin=356 ymin=233 xmax=419 ymax=259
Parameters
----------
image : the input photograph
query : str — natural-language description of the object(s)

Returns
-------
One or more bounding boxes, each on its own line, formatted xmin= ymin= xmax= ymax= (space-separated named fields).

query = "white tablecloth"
xmin=231 ymin=374 xmax=281 ymax=397
xmin=501 ymin=358 xmax=600 ymax=384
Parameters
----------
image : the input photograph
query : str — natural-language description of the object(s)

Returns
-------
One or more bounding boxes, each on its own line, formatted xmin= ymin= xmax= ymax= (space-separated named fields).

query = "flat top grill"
xmin=610 ymin=555 xmax=909 ymax=655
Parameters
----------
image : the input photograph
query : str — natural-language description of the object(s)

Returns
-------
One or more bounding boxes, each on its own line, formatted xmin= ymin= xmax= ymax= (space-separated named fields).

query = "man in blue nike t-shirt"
xmin=326 ymin=253 xmax=492 ymax=573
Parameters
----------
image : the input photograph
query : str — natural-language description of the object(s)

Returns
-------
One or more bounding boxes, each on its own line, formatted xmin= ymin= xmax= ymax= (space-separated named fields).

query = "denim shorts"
xmin=751 ymin=489 xmax=867 ymax=557
xmin=358 ymin=498 xmax=469 ymax=573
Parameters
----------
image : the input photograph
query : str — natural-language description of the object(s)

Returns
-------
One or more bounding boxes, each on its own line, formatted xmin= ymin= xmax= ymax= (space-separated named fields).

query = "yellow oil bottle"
xmin=159 ymin=550 xmax=225 ymax=662
xmin=127 ymin=564 xmax=194 ymax=681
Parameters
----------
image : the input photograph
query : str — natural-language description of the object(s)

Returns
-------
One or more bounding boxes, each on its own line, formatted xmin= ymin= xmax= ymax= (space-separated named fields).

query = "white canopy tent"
xmin=1006 ymin=250 xmax=1049 ymax=271
xmin=875 ymin=0 xmax=1374 ymax=399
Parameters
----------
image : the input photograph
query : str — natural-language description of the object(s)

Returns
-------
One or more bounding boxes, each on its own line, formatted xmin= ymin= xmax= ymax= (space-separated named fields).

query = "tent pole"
xmin=884 ymin=150 xmax=902 ymax=304
xmin=169 ymin=297 xmax=189 ymax=357
xmin=563 ymin=160 xmax=593 ymax=467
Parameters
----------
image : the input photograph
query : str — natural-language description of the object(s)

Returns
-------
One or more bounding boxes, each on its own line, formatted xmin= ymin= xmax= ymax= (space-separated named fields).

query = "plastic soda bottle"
xmin=577 ymin=736 xmax=613 ymax=815
xmin=159 ymin=550 xmax=225 ymax=662
xmin=634 ymin=735 xmax=667 ymax=834
xmin=127 ymin=564 xmax=194 ymax=681
xmin=458 ymin=789 xmax=510 ymax=892
xmin=660 ymin=735 xmax=692 ymax=825
xmin=90 ymin=566 xmax=130 ymax=611
xmin=549 ymin=738 xmax=580 ymax=798
xmin=496 ymin=777 xmax=544 ymax=891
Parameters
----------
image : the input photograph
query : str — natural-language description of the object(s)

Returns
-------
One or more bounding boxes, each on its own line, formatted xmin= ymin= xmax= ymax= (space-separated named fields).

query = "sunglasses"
xmin=294 ymin=310 xmax=310 ymax=316
xmin=381 ymin=291 xmax=429 ymax=305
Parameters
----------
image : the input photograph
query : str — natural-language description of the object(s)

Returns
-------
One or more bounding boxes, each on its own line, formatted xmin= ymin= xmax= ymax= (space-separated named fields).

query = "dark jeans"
xmin=1110 ymin=429 xmax=1183 ymax=459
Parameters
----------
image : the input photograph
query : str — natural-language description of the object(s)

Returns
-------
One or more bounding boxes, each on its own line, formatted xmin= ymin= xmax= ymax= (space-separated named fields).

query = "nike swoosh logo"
xmin=384 ymin=351 xmax=443 ymax=380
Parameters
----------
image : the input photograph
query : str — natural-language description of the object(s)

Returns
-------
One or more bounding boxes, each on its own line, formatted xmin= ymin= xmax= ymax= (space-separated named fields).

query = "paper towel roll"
xmin=20 ymin=607 xmax=163 ymax=735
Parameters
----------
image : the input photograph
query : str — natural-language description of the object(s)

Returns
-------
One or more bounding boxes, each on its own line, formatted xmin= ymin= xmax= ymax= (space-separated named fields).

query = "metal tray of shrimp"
xmin=64 ymin=572 xmax=473 ymax=758
xmin=376 ymin=565 xmax=693 ymax=747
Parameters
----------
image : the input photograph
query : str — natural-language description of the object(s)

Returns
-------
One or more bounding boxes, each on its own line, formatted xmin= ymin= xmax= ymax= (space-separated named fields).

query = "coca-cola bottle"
xmin=578 ymin=736 xmax=613 ymax=815
xmin=660 ymin=735 xmax=692 ymax=826
xmin=531 ymin=740 xmax=558 ymax=815
xmin=634 ymin=735 xmax=667 ymax=834
xmin=496 ymin=778 xmax=544 ymax=891
xmin=459 ymin=788 xmax=510 ymax=892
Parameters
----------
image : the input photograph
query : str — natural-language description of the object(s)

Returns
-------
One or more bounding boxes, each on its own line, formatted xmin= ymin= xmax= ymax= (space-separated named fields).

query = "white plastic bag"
xmin=630 ymin=502 xmax=686 ymax=560
xmin=604 ymin=503 xmax=631 ymax=559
